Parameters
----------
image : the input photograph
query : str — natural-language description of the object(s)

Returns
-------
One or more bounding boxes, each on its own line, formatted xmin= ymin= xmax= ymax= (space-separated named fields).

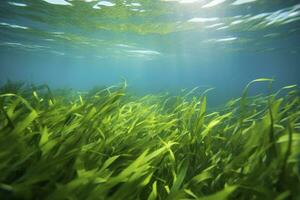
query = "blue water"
xmin=1 ymin=0 xmax=300 ymax=105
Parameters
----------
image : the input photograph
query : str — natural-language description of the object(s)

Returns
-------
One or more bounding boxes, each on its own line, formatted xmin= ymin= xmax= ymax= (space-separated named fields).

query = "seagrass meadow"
xmin=0 ymin=79 xmax=299 ymax=200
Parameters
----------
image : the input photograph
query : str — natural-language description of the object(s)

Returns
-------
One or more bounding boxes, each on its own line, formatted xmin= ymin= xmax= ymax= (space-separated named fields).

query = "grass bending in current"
xmin=0 ymin=79 xmax=299 ymax=200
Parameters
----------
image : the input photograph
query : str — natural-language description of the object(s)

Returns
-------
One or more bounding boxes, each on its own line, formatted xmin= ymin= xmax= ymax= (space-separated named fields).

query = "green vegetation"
xmin=0 ymin=80 xmax=299 ymax=200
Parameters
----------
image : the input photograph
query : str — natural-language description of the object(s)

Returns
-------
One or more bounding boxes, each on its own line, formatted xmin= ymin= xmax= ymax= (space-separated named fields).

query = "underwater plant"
xmin=0 ymin=79 xmax=299 ymax=200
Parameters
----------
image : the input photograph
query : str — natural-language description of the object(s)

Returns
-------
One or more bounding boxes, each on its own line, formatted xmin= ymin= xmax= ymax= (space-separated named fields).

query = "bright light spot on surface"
xmin=249 ymin=13 xmax=269 ymax=20
xmin=231 ymin=20 xmax=243 ymax=25
xmin=127 ymin=50 xmax=161 ymax=55
xmin=8 ymin=2 xmax=27 ymax=7
xmin=202 ymin=0 xmax=226 ymax=8
xmin=52 ymin=31 xmax=65 ymax=34
xmin=42 ymin=0 xmax=72 ymax=5
xmin=131 ymin=2 xmax=141 ymax=6
xmin=232 ymin=0 xmax=256 ymax=5
xmin=93 ymin=1 xmax=115 ymax=9
xmin=2 ymin=42 xmax=22 ymax=46
xmin=216 ymin=26 xmax=229 ymax=30
xmin=188 ymin=17 xmax=218 ymax=23
xmin=0 ymin=22 xmax=28 ymax=29
xmin=0 ymin=42 xmax=49 ymax=50
xmin=97 ymin=1 xmax=115 ymax=6
xmin=205 ymin=23 xmax=224 ymax=28
xmin=217 ymin=37 xmax=237 ymax=42
xmin=44 ymin=38 xmax=55 ymax=41
xmin=115 ymin=44 xmax=135 ymax=48
xmin=125 ymin=2 xmax=142 ymax=7
xmin=288 ymin=11 xmax=299 ymax=17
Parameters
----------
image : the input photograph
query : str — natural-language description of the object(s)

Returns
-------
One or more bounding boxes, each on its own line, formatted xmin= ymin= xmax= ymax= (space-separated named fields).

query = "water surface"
xmin=1 ymin=0 xmax=300 ymax=104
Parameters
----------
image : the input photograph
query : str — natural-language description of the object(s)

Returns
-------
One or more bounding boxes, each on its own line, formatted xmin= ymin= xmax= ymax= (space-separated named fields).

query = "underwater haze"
xmin=1 ymin=0 xmax=300 ymax=104
xmin=1 ymin=1 xmax=300 ymax=200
